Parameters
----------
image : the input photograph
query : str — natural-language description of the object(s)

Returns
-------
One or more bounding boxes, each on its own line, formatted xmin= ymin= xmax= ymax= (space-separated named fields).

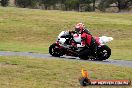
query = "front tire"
xmin=97 ymin=45 xmax=111 ymax=61
xmin=49 ymin=43 xmax=62 ymax=57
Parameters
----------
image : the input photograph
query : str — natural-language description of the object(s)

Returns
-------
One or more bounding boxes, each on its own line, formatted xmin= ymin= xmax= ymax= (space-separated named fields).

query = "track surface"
xmin=0 ymin=51 xmax=132 ymax=68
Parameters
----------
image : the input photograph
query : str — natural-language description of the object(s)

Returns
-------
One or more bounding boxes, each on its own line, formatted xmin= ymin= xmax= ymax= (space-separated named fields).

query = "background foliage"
xmin=1 ymin=0 xmax=132 ymax=12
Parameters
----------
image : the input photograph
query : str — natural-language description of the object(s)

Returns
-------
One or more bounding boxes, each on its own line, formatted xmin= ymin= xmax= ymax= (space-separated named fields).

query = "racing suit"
xmin=79 ymin=29 xmax=97 ymax=58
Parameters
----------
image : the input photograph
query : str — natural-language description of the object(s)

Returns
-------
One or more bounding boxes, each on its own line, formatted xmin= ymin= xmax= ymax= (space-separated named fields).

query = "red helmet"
xmin=75 ymin=23 xmax=85 ymax=33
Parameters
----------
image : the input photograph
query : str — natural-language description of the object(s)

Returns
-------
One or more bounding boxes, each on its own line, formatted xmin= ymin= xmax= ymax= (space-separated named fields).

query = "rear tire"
xmin=79 ymin=56 xmax=89 ymax=60
xmin=97 ymin=45 xmax=111 ymax=61
xmin=79 ymin=49 xmax=89 ymax=60
xmin=49 ymin=43 xmax=62 ymax=57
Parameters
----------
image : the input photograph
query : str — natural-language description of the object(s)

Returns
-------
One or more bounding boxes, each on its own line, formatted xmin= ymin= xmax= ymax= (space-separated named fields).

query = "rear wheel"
xmin=79 ymin=56 xmax=89 ymax=60
xmin=49 ymin=43 xmax=63 ymax=57
xmin=97 ymin=45 xmax=111 ymax=61
xmin=79 ymin=49 xmax=90 ymax=60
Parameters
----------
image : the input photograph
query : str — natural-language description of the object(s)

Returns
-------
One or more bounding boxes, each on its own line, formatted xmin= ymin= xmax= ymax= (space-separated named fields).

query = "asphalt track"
xmin=0 ymin=51 xmax=132 ymax=68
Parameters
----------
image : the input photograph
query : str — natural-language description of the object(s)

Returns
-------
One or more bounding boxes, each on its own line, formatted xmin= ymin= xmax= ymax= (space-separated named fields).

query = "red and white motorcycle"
xmin=49 ymin=31 xmax=113 ymax=61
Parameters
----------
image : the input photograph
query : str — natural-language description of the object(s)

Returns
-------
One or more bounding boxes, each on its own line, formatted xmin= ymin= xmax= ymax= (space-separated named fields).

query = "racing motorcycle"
xmin=49 ymin=31 xmax=113 ymax=61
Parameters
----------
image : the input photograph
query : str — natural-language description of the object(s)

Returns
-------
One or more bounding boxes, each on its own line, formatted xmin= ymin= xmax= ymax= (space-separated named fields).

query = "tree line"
xmin=0 ymin=0 xmax=132 ymax=12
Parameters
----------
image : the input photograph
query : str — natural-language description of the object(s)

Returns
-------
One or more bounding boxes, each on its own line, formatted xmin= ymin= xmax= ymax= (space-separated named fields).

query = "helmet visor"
xmin=75 ymin=28 xmax=80 ymax=33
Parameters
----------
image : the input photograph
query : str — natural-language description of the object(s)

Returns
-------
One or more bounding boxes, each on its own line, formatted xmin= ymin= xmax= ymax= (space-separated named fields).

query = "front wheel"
xmin=97 ymin=45 xmax=111 ymax=61
xmin=49 ymin=43 xmax=63 ymax=57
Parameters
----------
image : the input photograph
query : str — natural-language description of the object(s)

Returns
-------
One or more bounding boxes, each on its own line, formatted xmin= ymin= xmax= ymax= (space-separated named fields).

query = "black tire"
xmin=49 ymin=43 xmax=62 ymax=57
xmin=79 ymin=49 xmax=90 ymax=60
xmin=97 ymin=45 xmax=111 ymax=61
xmin=79 ymin=56 xmax=89 ymax=60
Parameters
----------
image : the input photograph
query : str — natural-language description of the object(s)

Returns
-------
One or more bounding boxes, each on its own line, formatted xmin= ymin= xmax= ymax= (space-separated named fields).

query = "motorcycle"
xmin=49 ymin=31 xmax=113 ymax=61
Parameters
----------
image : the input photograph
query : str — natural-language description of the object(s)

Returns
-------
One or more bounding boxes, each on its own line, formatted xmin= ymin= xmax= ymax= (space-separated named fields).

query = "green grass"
xmin=0 ymin=7 xmax=132 ymax=60
xmin=0 ymin=41 xmax=48 ymax=53
xmin=0 ymin=56 xmax=132 ymax=88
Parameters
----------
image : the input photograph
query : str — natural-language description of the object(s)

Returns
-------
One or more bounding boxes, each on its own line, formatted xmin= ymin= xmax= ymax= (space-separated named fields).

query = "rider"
xmin=74 ymin=23 xmax=97 ymax=58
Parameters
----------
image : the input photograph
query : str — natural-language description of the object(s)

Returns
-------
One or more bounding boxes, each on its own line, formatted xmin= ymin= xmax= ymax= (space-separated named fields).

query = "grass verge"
xmin=0 ymin=56 xmax=132 ymax=88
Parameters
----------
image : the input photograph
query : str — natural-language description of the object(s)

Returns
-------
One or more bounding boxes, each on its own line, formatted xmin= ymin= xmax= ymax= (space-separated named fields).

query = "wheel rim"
xmin=52 ymin=46 xmax=60 ymax=55
xmin=98 ymin=49 xmax=109 ymax=59
xmin=102 ymin=50 xmax=108 ymax=58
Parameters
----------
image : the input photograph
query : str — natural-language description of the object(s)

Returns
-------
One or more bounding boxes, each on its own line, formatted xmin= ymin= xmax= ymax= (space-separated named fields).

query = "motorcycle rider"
xmin=74 ymin=23 xmax=97 ymax=59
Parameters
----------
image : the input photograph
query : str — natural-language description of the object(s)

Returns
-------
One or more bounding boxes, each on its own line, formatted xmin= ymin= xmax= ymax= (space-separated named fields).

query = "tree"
xmin=15 ymin=0 xmax=37 ymax=8
xmin=64 ymin=0 xmax=79 ymax=11
xmin=98 ymin=0 xmax=115 ymax=12
xmin=39 ymin=0 xmax=58 ymax=9
xmin=92 ymin=0 xmax=96 ymax=11
xmin=117 ymin=0 xmax=132 ymax=11
xmin=1 ymin=0 xmax=9 ymax=7
xmin=79 ymin=0 xmax=93 ymax=11
xmin=98 ymin=0 xmax=132 ymax=12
